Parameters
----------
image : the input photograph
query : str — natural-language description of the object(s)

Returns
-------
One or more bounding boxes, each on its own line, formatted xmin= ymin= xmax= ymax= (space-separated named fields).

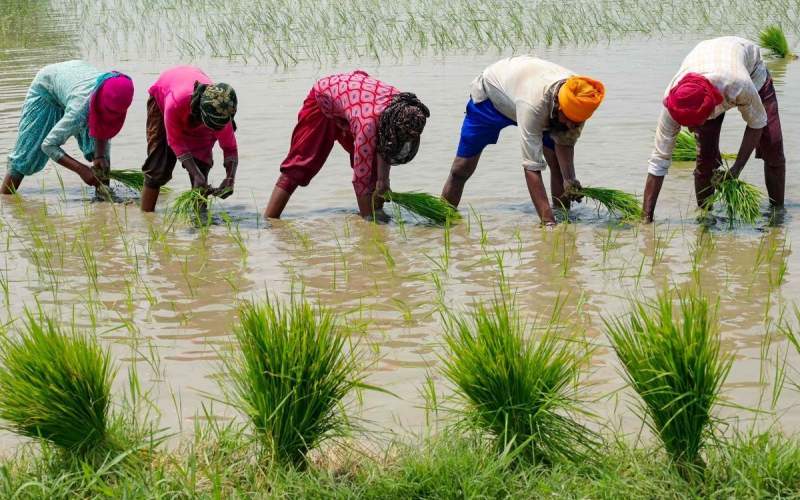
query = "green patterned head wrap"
xmin=191 ymin=82 xmax=237 ymax=130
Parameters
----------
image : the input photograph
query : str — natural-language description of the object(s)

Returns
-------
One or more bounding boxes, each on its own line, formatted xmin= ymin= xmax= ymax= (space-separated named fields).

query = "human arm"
xmin=723 ymin=126 xmax=763 ymax=180
xmin=178 ymin=155 xmax=209 ymax=190
xmin=642 ymin=173 xmax=665 ymax=223
xmin=524 ymin=170 xmax=557 ymax=225
xmin=40 ymin=103 xmax=98 ymax=186
xmin=554 ymin=143 xmax=582 ymax=202
xmin=214 ymin=122 xmax=239 ymax=198
xmin=724 ymin=85 xmax=768 ymax=180
xmin=92 ymin=138 xmax=110 ymax=184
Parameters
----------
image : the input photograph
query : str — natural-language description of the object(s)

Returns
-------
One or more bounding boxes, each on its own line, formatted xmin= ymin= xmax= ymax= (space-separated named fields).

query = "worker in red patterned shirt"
xmin=264 ymin=70 xmax=430 ymax=220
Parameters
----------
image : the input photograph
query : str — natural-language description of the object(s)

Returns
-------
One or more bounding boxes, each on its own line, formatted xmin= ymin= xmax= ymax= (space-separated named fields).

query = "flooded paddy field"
xmin=1 ymin=0 xmax=800 ymax=465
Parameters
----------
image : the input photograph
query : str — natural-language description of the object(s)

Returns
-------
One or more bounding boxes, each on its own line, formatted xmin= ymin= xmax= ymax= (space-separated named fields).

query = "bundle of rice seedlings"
xmin=223 ymin=296 xmax=368 ymax=466
xmin=167 ymin=189 xmax=214 ymax=226
xmin=759 ymin=25 xmax=796 ymax=59
xmin=384 ymin=191 xmax=460 ymax=225
xmin=706 ymin=173 xmax=764 ymax=226
xmin=604 ymin=290 xmax=732 ymax=480
xmin=108 ymin=169 xmax=145 ymax=192
xmin=672 ymin=130 xmax=737 ymax=162
xmin=578 ymin=186 xmax=643 ymax=220
xmin=440 ymin=292 xmax=597 ymax=465
xmin=0 ymin=311 xmax=114 ymax=457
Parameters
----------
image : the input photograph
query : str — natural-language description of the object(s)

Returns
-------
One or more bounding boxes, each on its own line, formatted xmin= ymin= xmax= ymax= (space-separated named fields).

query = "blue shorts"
xmin=455 ymin=98 xmax=554 ymax=158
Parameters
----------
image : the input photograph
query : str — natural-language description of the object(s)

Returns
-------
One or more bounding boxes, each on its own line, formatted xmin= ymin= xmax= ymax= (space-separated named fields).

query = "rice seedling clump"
xmin=223 ymin=296 xmax=367 ymax=466
xmin=441 ymin=292 xmax=596 ymax=464
xmin=0 ymin=311 xmax=114 ymax=457
xmin=759 ymin=25 xmax=795 ymax=59
xmin=707 ymin=173 xmax=764 ymax=226
xmin=604 ymin=290 xmax=733 ymax=479
xmin=672 ymin=130 xmax=737 ymax=162
xmin=384 ymin=191 xmax=460 ymax=225
xmin=578 ymin=186 xmax=643 ymax=220
xmin=109 ymin=169 xmax=145 ymax=192
xmin=167 ymin=189 xmax=214 ymax=226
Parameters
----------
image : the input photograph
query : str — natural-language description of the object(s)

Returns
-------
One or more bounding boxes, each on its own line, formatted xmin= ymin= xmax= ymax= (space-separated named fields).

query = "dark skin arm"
xmin=182 ymin=156 xmax=209 ymax=190
xmin=358 ymin=156 xmax=390 ymax=220
xmin=554 ymin=143 xmax=583 ymax=202
xmin=524 ymin=170 xmax=557 ymax=225
xmin=214 ymin=157 xmax=238 ymax=199
xmin=57 ymin=153 xmax=100 ymax=187
xmin=727 ymin=126 xmax=763 ymax=179
xmin=642 ymin=173 xmax=665 ymax=223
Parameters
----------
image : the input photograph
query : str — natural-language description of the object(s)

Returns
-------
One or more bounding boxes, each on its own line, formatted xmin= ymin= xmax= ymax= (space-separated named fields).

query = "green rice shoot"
xmin=578 ymin=187 xmax=643 ymax=220
xmin=0 ymin=310 xmax=114 ymax=457
xmin=759 ymin=25 xmax=795 ymax=59
xmin=673 ymin=130 xmax=737 ymax=162
xmin=109 ymin=169 xmax=170 ymax=193
xmin=706 ymin=173 xmax=764 ymax=226
xmin=604 ymin=290 xmax=732 ymax=480
xmin=222 ymin=296 xmax=369 ymax=466
xmin=385 ymin=191 xmax=460 ymax=225
xmin=167 ymin=189 xmax=214 ymax=226
xmin=440 ymin=291 xmax=597 ymax=465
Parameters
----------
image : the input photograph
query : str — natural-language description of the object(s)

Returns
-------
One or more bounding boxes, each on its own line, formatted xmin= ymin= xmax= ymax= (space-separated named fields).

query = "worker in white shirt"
xmin=441 ymin=56 xmax=605 ymax=227
xmin=642 ymin=36 xmax=785 ymax=222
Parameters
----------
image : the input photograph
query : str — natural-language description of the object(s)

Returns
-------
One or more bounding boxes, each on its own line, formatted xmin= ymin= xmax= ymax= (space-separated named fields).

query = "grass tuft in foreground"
xmin=384 ymin=191 xmax=460 ymax=225
xmin=441 ymin=291 xmax=597 ymax=464
xmin=0 ymin=310 xmax=114 ymax=458
xmin=223 ymin=296 xmax=368 ymax=466
xmin=578 ymin=187 xmax=643 ymax=220
xmin=604 ymin=290 xmax=732 ymax=480
xmin=706 ymin=173 xmax=764 ymax=227
xmin=759 ymin=25 xmax=796 ymax=59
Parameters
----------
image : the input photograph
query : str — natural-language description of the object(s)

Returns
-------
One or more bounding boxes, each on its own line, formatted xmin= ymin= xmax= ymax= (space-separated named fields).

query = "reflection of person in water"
xmin=643 ymin=37 xmax=785 ymax=222
xmin=264 ymin=71 xmax=430 ymax=221
xmin=2 ymin=60 xmax=134 ymax=198
xmin=441 ymin=56 xmax=605 ymax=227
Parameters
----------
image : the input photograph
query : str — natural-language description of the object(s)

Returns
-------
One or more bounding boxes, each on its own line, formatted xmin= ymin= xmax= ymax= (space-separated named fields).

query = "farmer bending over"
xmin=642 ymin=36 xmax=785 ymax=222
xmin=2 ymin=60 xmax=134 ymax=197
xmin=264 ymin=71 xmax=430 ymax=220
xmin=141 ymin=66 xmax=239 ymax=212
xmin=441 ymin=56 xmax=605 ymax=226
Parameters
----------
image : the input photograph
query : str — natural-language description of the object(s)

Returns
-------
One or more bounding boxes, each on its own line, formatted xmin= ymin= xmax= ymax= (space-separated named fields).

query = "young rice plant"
xmin=759 ymin=25 xmax=796 ymax=59
xmin=384 ymin=191 xmax=460 ymax=225
xmin=223 ymin=296 xmax=370 ymax=466
xmin=604 ymin=290 xmax=733 ymax=480
xmin=0 ymin=310 xmax=114 ymax=457
xmin=440 ymin=291 xmax=597 ymax=465
xmin=578 ymin=187 xmax=643 ymax=220
xmin=672 ymin=130 xmax=737 ymax=162
xmin=707 ymin=173 xmax=764 ymax=227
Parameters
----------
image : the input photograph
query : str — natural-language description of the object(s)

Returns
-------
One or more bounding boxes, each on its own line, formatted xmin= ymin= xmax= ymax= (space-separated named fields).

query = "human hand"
xmin=92 ymin=157 xmax=110 ymax=184
xmin=80 ymin=166 xmax=101 ymax=187
xmin=214 ymin=177 xmax=235 ymax=199
xmin=711 ymin=168 xmax=737 ymax=188
xmin=375 ymin=179 xmax=390 ymax=200
xmin=563 ymin=178 xmax=583 ymax=202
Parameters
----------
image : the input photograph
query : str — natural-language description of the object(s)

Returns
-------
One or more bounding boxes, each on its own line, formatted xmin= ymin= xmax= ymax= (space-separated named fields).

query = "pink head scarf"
xmin=88 ymin=72 xmax=134 ymax=140
xmin=663 ymin=73 xmax=723 ymax=127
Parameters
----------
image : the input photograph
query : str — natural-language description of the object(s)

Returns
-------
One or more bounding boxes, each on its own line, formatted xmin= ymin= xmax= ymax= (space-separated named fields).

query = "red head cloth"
xmin=89 ymin=73 xmax=134 ymax=140
xmin=663 ymin=73 xmax=723 ymax=127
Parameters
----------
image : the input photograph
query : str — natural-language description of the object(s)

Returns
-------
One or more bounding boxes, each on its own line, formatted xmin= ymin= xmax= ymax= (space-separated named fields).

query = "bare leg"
xmin=544 ymin=147 xmax=569 ymax=210
xmin=141 ymin=185 xmax=161 ymax=212
xmin=441 ymin=154 xmax=480 ymax=207
xmin=265 ymin=186 xmax=292 ymax=219
xmin=1 ymin=173 xmax=23 ymax=194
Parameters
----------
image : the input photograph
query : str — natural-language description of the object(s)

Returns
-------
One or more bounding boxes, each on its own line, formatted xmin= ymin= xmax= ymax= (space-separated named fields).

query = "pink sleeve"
xmin=216 ymin=122 xmax=238 ymax=159
xmin=163 ymin=96 xmax=190 ymax=159
xmin=350 ymin=117 xmax=377 ymax=196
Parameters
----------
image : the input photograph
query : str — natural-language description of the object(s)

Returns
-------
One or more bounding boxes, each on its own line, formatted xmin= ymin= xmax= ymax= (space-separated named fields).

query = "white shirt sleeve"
xmin=517 ymin=102 xmax=547 ymax=171
xmin=733 ymin=83 xmax=768 ymax=129
xmin=647 ymin=108 xmax=681 ymax=176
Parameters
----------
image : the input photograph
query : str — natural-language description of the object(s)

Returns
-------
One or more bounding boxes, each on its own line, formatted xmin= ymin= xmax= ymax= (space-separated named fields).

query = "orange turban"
xmin=557 ymin=76 xmax=605 ymax=123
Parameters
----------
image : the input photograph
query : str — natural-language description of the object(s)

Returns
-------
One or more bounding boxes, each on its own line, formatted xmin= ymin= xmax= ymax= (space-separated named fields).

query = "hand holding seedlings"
xmin=563 ymin=178 xmax=584 ymax=202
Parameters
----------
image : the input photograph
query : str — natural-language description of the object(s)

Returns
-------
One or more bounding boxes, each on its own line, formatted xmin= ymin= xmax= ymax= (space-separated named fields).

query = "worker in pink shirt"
xmin=140 ymin=66 xmax=239 ymax=212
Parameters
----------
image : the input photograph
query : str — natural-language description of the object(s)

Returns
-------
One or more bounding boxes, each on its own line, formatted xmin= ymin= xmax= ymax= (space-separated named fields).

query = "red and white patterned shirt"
xmin=313 ymin=71 xmax=398 ymax=196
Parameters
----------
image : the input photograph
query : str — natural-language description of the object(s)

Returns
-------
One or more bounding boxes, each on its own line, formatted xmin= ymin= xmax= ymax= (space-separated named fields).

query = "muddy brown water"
xmin=1 ymin=22 xmax=799 ymax=449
